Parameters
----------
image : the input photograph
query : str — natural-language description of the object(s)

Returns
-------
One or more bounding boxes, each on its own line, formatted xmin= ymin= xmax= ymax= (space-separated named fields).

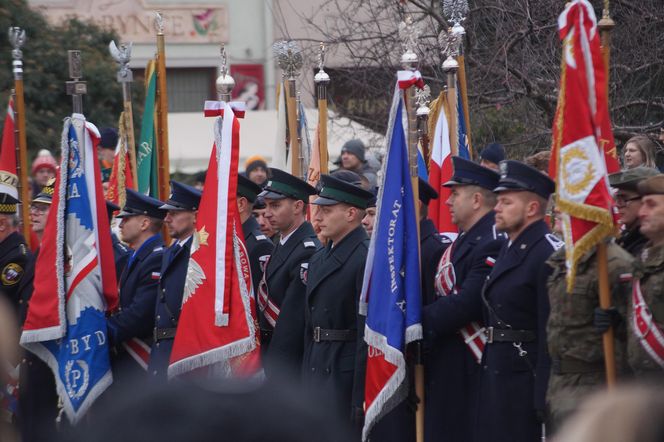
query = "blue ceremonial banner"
xmin=21 ymin=115 xmax=118 ymax=423
xmin=360 ymin=85 xmax=422 ymax=441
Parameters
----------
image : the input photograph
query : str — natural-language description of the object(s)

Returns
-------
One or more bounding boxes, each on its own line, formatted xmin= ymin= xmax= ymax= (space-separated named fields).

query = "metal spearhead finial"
xmin=154 ymin=11 xmax=164 ymax=35
xmin=66 ymin=50 xmax=86 ymax=113
xmin=109 ymin=40 xmax=133 ymax=82
xmin=399 ymin=14 xmax=420 ymax=68
xmin=273 ymin=40 xmax=303 ymax=80
xmin=8 ymin=27 xmax=26 ymax=60
xmin=216 ymin=44 xmax=235 ymax=99
xmin=314 ymin=42 xmax=330 ymax=84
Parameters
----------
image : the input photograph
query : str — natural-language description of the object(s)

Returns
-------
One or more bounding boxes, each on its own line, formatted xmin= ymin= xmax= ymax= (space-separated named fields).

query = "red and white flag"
xmin=168 ymin=102 xmax=260 ymax=378
xmin=549 ymin=0 xmax=620 ymax=291
xmin=428 ymin=93 xmax=457 ymax=237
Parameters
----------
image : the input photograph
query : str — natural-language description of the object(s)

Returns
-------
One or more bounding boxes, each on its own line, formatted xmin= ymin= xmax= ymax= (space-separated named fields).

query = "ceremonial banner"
xmin=137 ymin=60 xmax=158 ymax=197
xmin=0 ymin=97 xmax=17 ymax=180
xmin=106 ymin=112 xmax=135 ymax=208
xmin=21 ymin=115 xmax=118 ymax=423
xmin=168 ymin=102 xmax=260 ymax=378
xmin=271 ymin=83 xmax=290 ymax=171
xmin=456 ymin=84 xmax=472 ymax=160
xmin=549 ymin=0 xmax=619 ymax=291
xmin=359 ymin=85 xmax=422 ymax=441
xmin=428 ymin=93 xmax=457 ymax=236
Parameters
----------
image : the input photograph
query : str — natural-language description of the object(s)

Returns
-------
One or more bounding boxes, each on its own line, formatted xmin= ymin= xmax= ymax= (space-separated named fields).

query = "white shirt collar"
xmin=279 ymin=229 xmax=296 ymax=245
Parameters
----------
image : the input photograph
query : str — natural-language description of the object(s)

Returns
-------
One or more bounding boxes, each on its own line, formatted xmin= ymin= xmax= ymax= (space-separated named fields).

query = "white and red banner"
xmin=549 ymin=0 xmax=620 ymax=291
xmin=168 ymin=102 xmax=260 ymax=378
xmin=428 ymin=93 xmax=457 ymax=237
xmin=20 ymin=115 xmax=118 ymax=423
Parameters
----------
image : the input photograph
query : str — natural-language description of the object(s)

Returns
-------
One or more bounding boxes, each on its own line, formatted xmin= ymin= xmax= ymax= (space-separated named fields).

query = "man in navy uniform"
xmin=475 ymin=160 xmax=561 ymax=442
xmin=106 ymin=200 xmax=131 ymax=282
xmin=238 ymin=174 xmax=274 ymax=293
xmin=302 ymin=173 xmax=373 ymax=433
xmin=258 ymin=168 xmax=320 ymax=375
xmin=149 ymin=181 xmax=201 ymax=379
xmin=421 ymin=157 xmax=504 ymax=442
xmin=107 ymin=189 xmax=166 ymax=380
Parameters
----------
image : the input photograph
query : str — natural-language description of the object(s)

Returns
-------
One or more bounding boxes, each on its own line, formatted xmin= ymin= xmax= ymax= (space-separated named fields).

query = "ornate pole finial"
xmin=399 ymin=14 xmax=420 ymax=70
xmin=216 ymin=44 xmax=235 ymax=101
xmin=8 ymin=27 xmax=26 ymax=80
xmin=154 ymin=11 xmax=164 ymax=35
xmin=66 ymin=50 xmax=87 ymax=114
xmin=314 ymin=42 xmax=330 ymax=85
xmin=439 ymin=29 xmax=460 ymax=72
xmin=273 ymin=40 xmax=303 ymax=80
xmin=109 ymin=40 xmax=133 ymax=82
xmin=415 ymin=84 xmax=431 ymax=117
xmin=442 ymin=0 xmax=469 ymax=29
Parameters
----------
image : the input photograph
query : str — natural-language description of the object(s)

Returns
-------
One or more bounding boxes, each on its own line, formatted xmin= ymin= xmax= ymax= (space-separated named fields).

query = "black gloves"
xmin=593 ymin=307 xmax=622 ymax=334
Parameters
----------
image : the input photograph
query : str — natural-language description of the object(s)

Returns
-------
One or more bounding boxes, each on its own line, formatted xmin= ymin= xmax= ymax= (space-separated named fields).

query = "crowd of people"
xmin=1 ymin=131 xmax=664 ymax=442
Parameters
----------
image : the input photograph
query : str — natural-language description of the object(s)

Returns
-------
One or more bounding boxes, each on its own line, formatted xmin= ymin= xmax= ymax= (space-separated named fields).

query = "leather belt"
xmin=153 ymin=327 xmax=177 ymax=342
xmin=484 ymin=327 xmax=535 ymax=344
xmin=552 ymin=358 xmax=605 ymax=375
xmin=312 ymin=327 xmax=356 ymax=343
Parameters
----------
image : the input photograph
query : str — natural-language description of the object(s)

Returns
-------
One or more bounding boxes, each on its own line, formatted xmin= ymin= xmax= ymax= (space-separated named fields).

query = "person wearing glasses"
xmin=609 ymin=167 xmax=660 ymax=257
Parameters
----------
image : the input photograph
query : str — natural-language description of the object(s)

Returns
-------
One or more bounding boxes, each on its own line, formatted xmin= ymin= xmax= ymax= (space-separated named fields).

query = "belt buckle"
xmin=485 ymin=327 xmax=494 ymax=344
xmin=313 ymin=326 xmax=321 ymax=343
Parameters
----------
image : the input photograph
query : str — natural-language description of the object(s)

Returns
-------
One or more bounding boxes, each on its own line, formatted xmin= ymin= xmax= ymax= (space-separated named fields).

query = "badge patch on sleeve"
xmin=1 ymin=263 xmax=23 ymax=285
xmin=300 ymin=263 xmax=309 ymax=284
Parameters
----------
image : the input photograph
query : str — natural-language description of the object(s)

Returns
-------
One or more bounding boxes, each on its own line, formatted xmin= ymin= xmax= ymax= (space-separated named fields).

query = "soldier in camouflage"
xmin=546 ymin=236 xmax=633 ymax=431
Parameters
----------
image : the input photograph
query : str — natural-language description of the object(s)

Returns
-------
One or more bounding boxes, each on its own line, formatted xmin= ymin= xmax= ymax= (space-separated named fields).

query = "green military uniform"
xmin=628 ymin=244 xmax=664 ymax=375
xmin=546 ymin=241 xmax=633 ymax=429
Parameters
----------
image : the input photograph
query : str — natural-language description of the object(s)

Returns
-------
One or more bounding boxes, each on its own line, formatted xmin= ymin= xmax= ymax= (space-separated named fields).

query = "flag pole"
xmin=8 ymin=27 xmax=31 ymax=248
xmin=597 ymin=0 xmax=617 ymax=388
xmin=154 ymin=12 xmax=170 ymax=205
xmin=274 ymin=41 xmax=304 ymax=179
xmin=443 ymin=55 xmax=459 ymax=157
xmin=109 ymin=40 xmax=138 ymax=188
xmin=399 ymin=9 xmax=425 ymax=442
xmin=315 ymin=42 xmax=330 ymax=174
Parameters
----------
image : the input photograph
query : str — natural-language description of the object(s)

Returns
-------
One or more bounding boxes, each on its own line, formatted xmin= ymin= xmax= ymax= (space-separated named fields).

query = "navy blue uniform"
xmin=302 ymin=226 xmax=368 ymax=428
xmin=261 ymin=222 xmax=320 ymax=375
xmin=242 ymin=215 xmax=274 ymax=294
xmin=148 ymin=236 xmax=192 ymax=379
xmin=420 ymin=218 xmax=450 ymax=305
xmin=475 ymin=220 xmax=560 ymax=442
xmin=422 ymin=211 xmax=504 ymax=441
xmin=111 ymin=232 xmax=131 ymax=283
xmin=107 ymin=234 xmax=164 ymax=378
xmin=0 ymin=231 xmax=30 ymax=315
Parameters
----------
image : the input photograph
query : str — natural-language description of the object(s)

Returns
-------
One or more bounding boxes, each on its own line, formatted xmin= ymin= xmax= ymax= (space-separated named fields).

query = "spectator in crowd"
xmin=478 ymin=143 xmax=505 ymax=171
xmin=622 ymin=135 xmax=658 ymax=169
xmin=333 ymin=139 xmax=378 ymax=188
xmin=245 ymin=155 xmax=269 ymax=187
xmin=525 ymin=151 xmax=551 ymax=174
xmin=30 ymin=149 xmax=57 ymax=198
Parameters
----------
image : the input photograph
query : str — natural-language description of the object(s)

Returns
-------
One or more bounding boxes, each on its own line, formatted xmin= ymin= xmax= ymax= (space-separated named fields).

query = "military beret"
xmin=609 ymin=167 xmax=660 ymax=192
xmin=637 ymin=174 xmax=664 ymax=196
xmin=259 ymin=168 xmax=316 ymax=202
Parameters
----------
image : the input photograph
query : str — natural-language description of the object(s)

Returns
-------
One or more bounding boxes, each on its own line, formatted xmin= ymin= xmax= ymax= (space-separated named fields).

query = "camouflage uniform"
xmin=628 ymin=244 xmax=664 ymax=375
xmin=546 ymin=241 xmax=633 ymax=429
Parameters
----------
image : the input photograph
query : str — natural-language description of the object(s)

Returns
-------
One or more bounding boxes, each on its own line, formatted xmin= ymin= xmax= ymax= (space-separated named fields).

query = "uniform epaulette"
xmin=303 ymin=240 xmax=316 ymax=248
xmin=545 ymin=233 xmax=564 ymax=251
xmin=19 ymin=243 xmax=27 ymax=255
xmin=256 ymin=234 xmax=268 ymax=241
xmin=153 ymin=246 xmax=164 ymax=252
xmin=492 ymin=225 xmax=507 ymax=240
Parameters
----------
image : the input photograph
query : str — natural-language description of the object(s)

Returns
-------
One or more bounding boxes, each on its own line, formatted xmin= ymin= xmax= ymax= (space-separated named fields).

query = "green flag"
xmin=137 ymin=60 xmax=158 ymax=196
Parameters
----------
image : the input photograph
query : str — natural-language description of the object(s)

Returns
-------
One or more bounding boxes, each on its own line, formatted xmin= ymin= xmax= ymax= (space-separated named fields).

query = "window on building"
xmin=166 ymin=68 xmax=216 ymax=112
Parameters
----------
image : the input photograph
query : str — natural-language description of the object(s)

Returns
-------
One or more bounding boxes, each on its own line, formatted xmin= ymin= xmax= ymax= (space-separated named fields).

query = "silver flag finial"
xmin=109 ymin=40 xmax=133 ymax=82
xmin=442 ymin=0 xmax=469 ymax=27
xmin=154 ymin=11 xmax=164 ymax=34
xmin=272 ymin=40 xmax=303 ymax=80
xmin=399 ymin=14 xmax=420 ymax=68
xmin=216 ymin=44 xmax=235 ymax=99
xmin=8 ymin=27 xmax=26 ymax=61
xmin=416 ymin=84 xmax=431 ymax=117
xmin=314 ymin=42 xmax=330 ymax=84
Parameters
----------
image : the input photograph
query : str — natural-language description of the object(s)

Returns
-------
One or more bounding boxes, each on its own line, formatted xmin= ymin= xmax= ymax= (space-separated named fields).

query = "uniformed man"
xmin=421 ymin=157 xmax=504 ymax=442
xmin=17 ymin=179 xmax=55 ymax=442
xmin=301 ymin=173 xmax=373 ymax=433
xmin=475 ymin=160 xmax=560 ymax=442
xmin=149 ymin=181 xmax=201 ymax=379
xmin=107 ymin=189 xmax=166 ymax=381
xmin=546 ymin=237 xmax=633 ymax=431
xmin=360 ymin=188 xmax=377 ymax=238
xmin=607 ymin=174 xmax=664 ymax=377
xmin=0 ymin=171 xmax=29 ymax=316
xmin=238 ymin=174 xmax=274 ymax=292
xmin=258 ymin=168 xmax=320 ymax=375
xmin=252 ymin=196 xmax=278 ymax=243
xmin=106 ymin=200 xmax=131 ymax=282
xmin=609 ymin=167 xmax=660 ymax=257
